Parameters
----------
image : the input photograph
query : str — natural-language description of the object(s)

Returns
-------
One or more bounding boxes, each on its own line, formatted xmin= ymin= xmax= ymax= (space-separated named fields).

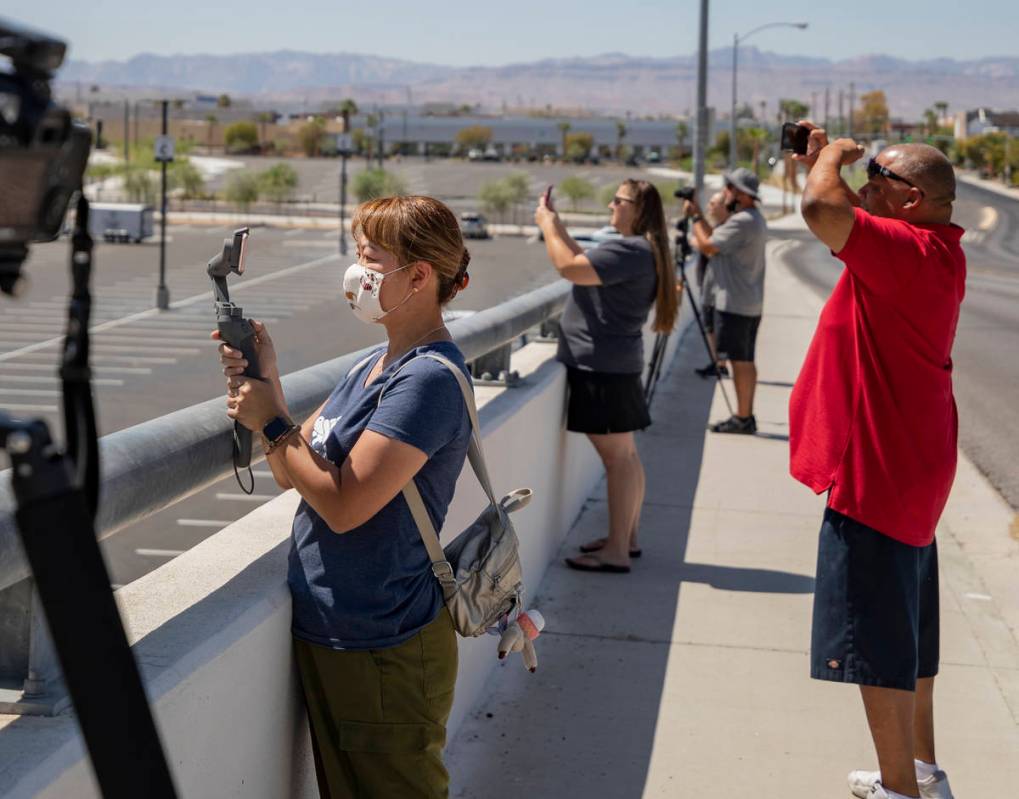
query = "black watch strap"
xmin=262 ymin=415 xmax=294 ymax=445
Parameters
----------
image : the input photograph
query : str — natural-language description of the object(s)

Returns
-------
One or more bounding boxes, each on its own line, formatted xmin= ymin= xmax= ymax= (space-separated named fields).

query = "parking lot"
xmin=2 ymin=224 xmax=557 ymax=585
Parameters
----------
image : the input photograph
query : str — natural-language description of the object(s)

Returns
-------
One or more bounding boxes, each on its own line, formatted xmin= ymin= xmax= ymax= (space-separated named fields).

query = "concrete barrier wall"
xmin=1 ymin=317 xmax=687 ymax=798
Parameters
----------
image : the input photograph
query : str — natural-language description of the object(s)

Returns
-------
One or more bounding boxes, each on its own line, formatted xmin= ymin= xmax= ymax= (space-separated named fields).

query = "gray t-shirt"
xmin=709 ymin=206 xmax=768 ymax=316
xmin=556 ymin=236 xmax=658 ymax=374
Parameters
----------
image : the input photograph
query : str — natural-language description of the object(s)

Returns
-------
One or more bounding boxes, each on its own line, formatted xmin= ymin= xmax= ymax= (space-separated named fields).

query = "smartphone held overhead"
xmin=543 ymin=185 xmax=554 ymax=209
xmin=781 ymin=122 xmax=810 ymax=155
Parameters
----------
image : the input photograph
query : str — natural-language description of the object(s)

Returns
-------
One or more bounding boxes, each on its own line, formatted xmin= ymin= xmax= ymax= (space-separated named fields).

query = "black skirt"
xmin=565 ymin=367 xmax=651 ymax=434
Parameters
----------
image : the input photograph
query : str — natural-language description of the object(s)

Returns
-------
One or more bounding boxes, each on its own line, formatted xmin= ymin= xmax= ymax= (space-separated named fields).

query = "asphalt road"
xmin=2 ymin=224 xmax=558 ymax=585
xmin=781 ymin=178 xmax=1019 ymax=511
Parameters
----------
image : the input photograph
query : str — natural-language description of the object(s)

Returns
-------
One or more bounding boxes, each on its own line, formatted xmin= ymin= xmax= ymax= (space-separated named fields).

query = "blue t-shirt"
xmin=287 ymin=340 xmax=472 ymax=650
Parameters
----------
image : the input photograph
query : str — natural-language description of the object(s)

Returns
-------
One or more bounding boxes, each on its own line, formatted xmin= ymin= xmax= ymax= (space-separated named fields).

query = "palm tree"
xmin=675 ymin=121 xmax=689 ymax=159
xmin=557 ymin=121 xmax=571 ymax=159
xmin=205 ymin=113 xmax=218 ymax=152
xmin=934 ymin=101 xmax=949 ymax=128
xmin=615 ymin=121 xmax=627 ymax=161
xmin=337 ymin=99 xmax=359 ymax=133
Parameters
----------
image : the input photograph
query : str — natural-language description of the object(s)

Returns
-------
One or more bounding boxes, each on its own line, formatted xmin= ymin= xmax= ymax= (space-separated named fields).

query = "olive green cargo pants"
xmin=294 ymin=609 xmax=458 ymax=798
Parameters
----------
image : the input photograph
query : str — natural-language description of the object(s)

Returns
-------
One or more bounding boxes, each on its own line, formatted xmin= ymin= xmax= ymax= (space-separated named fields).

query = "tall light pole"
xmin=692 ymin=0 xmax=709 ymax=201
xmin=730 ymin=21 xmax=808 ymax=168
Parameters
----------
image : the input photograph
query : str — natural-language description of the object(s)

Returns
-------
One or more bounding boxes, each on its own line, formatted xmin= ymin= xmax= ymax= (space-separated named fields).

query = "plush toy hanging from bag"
xmin=493 ymin=610 xmax=545 ymax=673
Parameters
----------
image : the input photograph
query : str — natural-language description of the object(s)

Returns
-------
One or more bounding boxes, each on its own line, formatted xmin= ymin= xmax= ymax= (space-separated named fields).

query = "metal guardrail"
xmin=0 ymin=278 xmax=569 ymax=594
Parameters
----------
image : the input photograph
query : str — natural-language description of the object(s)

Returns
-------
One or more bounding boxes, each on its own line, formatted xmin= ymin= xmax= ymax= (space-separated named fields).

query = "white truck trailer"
xmin=88 ymin=203 xmax=154 ymax=243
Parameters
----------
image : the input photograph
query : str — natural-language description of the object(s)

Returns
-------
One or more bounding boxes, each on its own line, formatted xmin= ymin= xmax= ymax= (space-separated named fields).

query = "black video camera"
xmin=674 ymin=186 xmax=695 ymax=202
xmin=0 ymin=17 xmax=92 ymax=296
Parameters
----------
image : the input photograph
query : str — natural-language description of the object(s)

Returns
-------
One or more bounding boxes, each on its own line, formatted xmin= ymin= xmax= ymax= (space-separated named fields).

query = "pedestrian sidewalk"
xmin=446 ymin=232 xmax=1019 ymax=798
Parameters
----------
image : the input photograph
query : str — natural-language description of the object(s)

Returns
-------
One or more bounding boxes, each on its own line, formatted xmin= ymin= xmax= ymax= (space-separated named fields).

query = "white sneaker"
xmin=848 ymin=768 xmax=954 ymax=799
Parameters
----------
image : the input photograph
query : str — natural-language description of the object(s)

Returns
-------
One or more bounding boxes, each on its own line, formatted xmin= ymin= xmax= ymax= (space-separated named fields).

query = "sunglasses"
xmin=866 ymin=158 xmax=920 ymax=191
xmin=610 ymin=195 xmax=635 ymax=206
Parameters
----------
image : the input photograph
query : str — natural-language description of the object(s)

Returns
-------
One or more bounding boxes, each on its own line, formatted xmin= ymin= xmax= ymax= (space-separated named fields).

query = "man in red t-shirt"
xmin=789 ymin=125 xmax=965 ymax=799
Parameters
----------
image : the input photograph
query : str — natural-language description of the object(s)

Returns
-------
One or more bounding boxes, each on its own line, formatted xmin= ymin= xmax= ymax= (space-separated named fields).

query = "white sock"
xmin=914 ymin=759 xmax=939 ymax=780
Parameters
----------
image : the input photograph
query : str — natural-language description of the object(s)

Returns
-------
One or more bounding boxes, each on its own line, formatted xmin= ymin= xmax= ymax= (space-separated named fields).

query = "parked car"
xmin=482 ymin=146 xmax=501 ymax=162
xmin=459 ymin=212 xmax=490 ymax=239
xmin=646 ymin=151 xmax=662 ymax=164
xmin=467 ymin=148 xmax=484 ymax=162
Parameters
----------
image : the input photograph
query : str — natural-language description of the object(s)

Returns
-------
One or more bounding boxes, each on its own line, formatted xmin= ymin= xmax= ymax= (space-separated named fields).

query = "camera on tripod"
xmin=0 ymin=16 xmax=91 ymax=296
xmin=672 ymin=186 xmax=696 ymax=262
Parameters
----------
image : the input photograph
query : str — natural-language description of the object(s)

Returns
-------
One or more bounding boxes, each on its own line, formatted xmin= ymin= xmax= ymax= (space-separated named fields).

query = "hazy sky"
xmin=7 ymin=1 xmax=1017 ymax=65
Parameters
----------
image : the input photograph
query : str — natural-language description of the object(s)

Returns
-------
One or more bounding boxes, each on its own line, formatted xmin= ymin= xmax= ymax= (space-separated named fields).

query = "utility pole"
xmin=824 ymin=86 xmax=830 ymax=131
xmin=848 ymin=82 xmax=856 ymax=139
xmin=810 ymin=92 xmax=817 ymax=122
xmin=837 ymin=89 xmax=844 ymax=136
xmin=376 ymin=110 xmax=384 ymax=170
xmin=339 ymin=111 xmax=351 ymax=257
xmin=729 ymin=32 xmax=738 ymax=169
xmin=156 ymin=100 xmax=170 ymax=310
xmin=693 ymin=0 xmax=710 ymax=201
xmin=123 ymin=99 xmax=129 ymax=163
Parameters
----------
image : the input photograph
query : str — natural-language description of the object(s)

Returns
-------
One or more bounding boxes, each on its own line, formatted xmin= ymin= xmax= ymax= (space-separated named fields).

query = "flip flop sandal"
xmin=564 ymin=556 xmax=631 ymax=574
xmin=579 ymin=542 xmax=643 ymax=558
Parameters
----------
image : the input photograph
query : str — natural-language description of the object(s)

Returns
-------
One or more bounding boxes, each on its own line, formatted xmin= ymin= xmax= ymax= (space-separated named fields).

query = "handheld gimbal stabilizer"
xmin=207 ymin=228 xmax=260 ymax=490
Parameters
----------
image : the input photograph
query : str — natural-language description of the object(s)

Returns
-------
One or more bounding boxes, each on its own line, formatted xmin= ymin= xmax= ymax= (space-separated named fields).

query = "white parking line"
xmin=135 ymin=548 xmax=186 ymax=557
xmin=0 ymin=362 xmax=152 ymax=374
xmin=1 ymin=403 xmax=59 ymax=412
xmin=176 ymin=519 xmax=231 ymax=528
xmin=0 ymin=253 xmax=338 ymax=362
xmin=90 ymin=344 xmax=201 ymax=355
xmin=214 ymin=493 xmax=277 ymax=502
xmin=283 ymin=240 xmax=337 ymax=248
xmin=0 ymin=387 xmax=61 ymax=397
xmin=284 ymin=228 xmax=305 ymax=237
xmin=0 ymin=374 xmax=124 ymax=386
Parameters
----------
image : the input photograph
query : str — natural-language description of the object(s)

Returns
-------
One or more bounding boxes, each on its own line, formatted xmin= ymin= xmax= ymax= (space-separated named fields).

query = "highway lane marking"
xmin=215 ymin=493 xmax=277 ymax=502
xmin=0 ymin=252 xmax=339 ymax=362
xmin=135 ymin=548 xmax=186 ymax=557
xmin=176 ymin=519 xmax=231 ymax=528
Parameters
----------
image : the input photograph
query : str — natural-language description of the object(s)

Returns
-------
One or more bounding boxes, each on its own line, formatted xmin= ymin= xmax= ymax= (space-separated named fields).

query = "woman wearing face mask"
xmin=535 ymin=179 xmax=677 ymax=574
xmin=213 ymin=195 xmax=472 ymax=798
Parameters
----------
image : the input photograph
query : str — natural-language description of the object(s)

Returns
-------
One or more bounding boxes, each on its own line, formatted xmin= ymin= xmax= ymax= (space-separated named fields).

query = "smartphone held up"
xmin=780 ymin=122 xmax=810 ymax=156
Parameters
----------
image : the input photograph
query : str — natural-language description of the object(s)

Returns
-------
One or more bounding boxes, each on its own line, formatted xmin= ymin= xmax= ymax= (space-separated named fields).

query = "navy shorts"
xmin=714 ymin=310 xmax=761 ymax=362
xmin=810 ymin=508 xmax=940 ymax=691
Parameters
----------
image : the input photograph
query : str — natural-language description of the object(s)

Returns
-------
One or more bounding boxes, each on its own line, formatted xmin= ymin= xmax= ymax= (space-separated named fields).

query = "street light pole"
xmin=156 ymin=100 xmax=170 ymax=310
xmin=692 ymin=0 xmax=709 ymax=201
xmin=729 ymin=21 xmax=809 ymax=168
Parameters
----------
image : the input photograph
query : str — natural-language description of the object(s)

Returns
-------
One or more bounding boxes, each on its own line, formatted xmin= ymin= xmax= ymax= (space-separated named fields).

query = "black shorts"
xmin=703 ymin=304 xmax=715 ymax=334
xmin=810 ymin=508 xmax=940 ymax=691
xmin=715 ymin=310 xmax=761 ymax=362
xmin=565 ymin=367 xmax=651 ymax=434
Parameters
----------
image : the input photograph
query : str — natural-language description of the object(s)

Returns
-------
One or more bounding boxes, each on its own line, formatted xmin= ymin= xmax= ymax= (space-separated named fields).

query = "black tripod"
xmin=674 ymin=219 xmax=734 ymax=417
xmin=1 ymin=197 xmax=178 ymax=798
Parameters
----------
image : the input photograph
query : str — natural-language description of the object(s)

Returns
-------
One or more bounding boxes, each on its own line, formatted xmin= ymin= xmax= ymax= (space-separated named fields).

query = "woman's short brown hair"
xmin=352 ymin=195 xmax=470 ymax=303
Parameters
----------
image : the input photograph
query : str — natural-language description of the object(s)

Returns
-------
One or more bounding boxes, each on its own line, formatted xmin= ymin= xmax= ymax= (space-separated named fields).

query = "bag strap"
xmin=373 ymin=351 xmax=499 ymax=587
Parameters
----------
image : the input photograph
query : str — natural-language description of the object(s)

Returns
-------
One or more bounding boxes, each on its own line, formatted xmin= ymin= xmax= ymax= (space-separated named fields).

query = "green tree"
xmin=225 ymin=171 xmax=261 ymax=210
xmin=599 ymin=183 xmax=619 ymax=208
xmin=122 ymin=165 xmax=156 ymax=204
xmin=615 ymin=121 xmax=628 ymax=160
xmin=558 ymin=175 xmax=595 ymax=211
xmin=256 ymin=112 xmax=275 ymax=148
xmin=455 ymin=125 xmax=493 ymax=152
xmin=857 ymin=90 xmax=890 ymax=135
xmin=169 ymin=159 xmax=205 ymax=199
xmin=675 ymin=121 xmax=690 ymax=158
xmin=336 ymin=99 xmax=358 ymax=132
xmin=778 ymin=99 xmax=810 ymax=122
xmin=565 ymin=132 xmax=594 ymax=163
xmin=224 ymin=121 xmax=259 ymax=154
xmin=479 ymin=179 xmax=514 ymax=220
xmin=351 ymin=169 xmax=407 ymax=202
xmin=217 ymin=94 xmax=232 ymax=108
xmin=500 ymin=172 xmax=532 ymax=222
xmin=297 ymin=118 xmax=326 ymax=158
xmin=257 ymin=163 xmax=299 ymax=204
xmin=351 ymin=128 xmax=373 ymax=157
xmin=923 ymin=108 xmax=939 ymax=137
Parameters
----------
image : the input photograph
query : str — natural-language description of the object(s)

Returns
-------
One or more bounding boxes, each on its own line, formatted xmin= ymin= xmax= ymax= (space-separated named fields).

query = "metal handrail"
xmin=0 ymin=279 xmax=570 ymax=593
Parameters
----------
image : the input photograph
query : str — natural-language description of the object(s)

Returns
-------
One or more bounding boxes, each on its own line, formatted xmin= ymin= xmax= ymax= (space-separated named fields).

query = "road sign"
xmin=154 ymin=135 xmax=175 ymax=163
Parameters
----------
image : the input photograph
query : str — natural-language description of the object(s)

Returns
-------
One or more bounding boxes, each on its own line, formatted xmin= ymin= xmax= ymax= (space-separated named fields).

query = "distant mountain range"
xmin=58 ymin=47 xmax=1019 ymax=120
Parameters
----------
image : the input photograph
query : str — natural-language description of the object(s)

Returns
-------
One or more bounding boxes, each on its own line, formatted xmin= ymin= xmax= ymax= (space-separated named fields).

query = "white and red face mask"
xmin=342 ymin=262 xmax=415 ymax=323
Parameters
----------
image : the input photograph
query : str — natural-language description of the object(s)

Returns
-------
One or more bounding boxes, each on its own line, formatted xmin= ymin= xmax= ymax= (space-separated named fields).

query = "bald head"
xmin=881 ymin=143 xmax=956 ymax=208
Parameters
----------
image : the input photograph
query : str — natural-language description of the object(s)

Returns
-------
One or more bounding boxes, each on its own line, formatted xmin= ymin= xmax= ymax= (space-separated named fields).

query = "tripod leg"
xmin=678 ymin=261 xmax=735 ymax=417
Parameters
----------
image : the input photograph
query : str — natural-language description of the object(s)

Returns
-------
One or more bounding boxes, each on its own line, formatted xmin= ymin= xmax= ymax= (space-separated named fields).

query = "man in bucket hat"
xmin=683 ymin=167 xmax=769 ymax=433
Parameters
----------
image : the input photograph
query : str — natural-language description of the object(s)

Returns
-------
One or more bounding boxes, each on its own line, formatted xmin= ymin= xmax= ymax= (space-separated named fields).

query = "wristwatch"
xmin=262 ymin=415 xmax=296 ymax=450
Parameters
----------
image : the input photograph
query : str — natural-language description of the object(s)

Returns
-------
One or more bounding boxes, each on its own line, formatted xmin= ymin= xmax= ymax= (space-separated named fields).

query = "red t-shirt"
xmin=789 ymin=208 xmax=966 ymax=546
